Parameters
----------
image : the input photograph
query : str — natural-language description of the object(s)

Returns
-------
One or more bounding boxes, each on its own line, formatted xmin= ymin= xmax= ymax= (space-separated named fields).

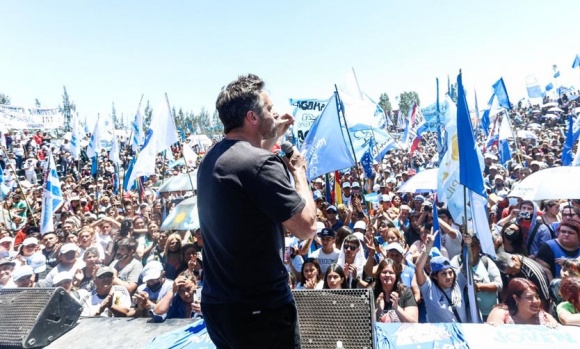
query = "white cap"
xmin=60 ymin=243 xmax=79 ymax=254
xmin=22 ymin=237 xmax=39 ymax=246
xmin=141 ymin=261 xmax=164 ymax=282
xmin=353 ymin=232 xmax=365 ymax=242
xmin=11 ymin=265 xmax=34 ymax=282
xmin=53 ymin=271 xmax=73 ymax=286
xmin=28 ymin=253 xmax=46 ymax=274
xmin=0 ymin=236 xmax=13 ymax=244
xmin=316 ymin=221 xmax=326 ymax=233
xmin=353 ymin=221 xmax=366 ymax=231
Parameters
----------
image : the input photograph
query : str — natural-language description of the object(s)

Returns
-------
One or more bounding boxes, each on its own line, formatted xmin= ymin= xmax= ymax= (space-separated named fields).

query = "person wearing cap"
xmin=309 ymin=228 xmax=340 ymax=276
xmin=90 ymin=266 xmax=132 ymax=317
xmin=341 ymin=181 xmax=352 ymax=206
xmin=415 ymin=231 xmax=468 ymax=323
xmin=436 ymin=209 xmax=463 ymax=260
xmin=7 ymin=265 xmax=35 ymax=288
xmin=131 ymin=260 xmax=174 ymax=318
xmin=41 ymin=242 xmax=81 ymax=287
xmin=0 ymin=236 xmax=14 ymax=259
xmin=325 ymin=205 xmax=343 ymax=231
xmin=0 ymin=258 xmax=16 ymax=290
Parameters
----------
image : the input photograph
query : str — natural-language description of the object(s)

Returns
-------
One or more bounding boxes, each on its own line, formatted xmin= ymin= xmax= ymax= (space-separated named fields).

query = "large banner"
xmin=0 ymin=105 xmax=65 ymax=129
xmin=289 ymin=98 xmax=329 ymax=147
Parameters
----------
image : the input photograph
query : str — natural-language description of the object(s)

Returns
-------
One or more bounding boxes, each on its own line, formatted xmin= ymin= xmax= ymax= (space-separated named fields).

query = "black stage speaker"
xmin=0 ymin=287 xmax=83 ymax=348
xmin=292 ymin=289 xmax=376 ymax=349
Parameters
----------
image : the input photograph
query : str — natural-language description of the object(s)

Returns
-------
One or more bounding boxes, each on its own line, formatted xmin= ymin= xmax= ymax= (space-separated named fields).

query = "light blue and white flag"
xmin=492 ymin=78 xmax=511 ymax=111
xmin=289 ymin=98 xmax=329 ymax=147
xmin=553 ymin=65 xmax=560 ymax=78
xmin=0 ymin=164 xmax=10 ymax=199
xmin=132 ymin=104 xmax=144 ymax=152
xmin=300 ymin=92 xmax=356 ymax=180
xmin=562 ymin=115 xmax=575 ymax=166
xmin=573 ymin=54 xmax=580 ymax=69
xmin=40 ymin=153 xmax=63 ymax=235
xmin=526 ymin=75 xmax=543 ymax=99
xmin=546 ymin=83 xmax=554 ymax=92
xmin=109 ymin=133 xmax=121 ymax=165
xmin=70 ymin=114 xmax=82 ymax=160
xmin=498 ymin=116 xmax=512 ymax=164
xmin=86 ymin=117 xmax=101 ymax=159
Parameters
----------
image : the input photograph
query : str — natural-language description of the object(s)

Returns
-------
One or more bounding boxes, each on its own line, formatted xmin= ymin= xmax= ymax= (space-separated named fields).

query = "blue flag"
xmin=554 ymin=70 xmax=561 ymax=78
xmin=457 ymin=73 xmax=486 ymax=197
xmin=492 ymin=78 xmax=511 ymax=110
xmin=113 ymin=165 xmax=119 ymax=195
xmin=432 ymin=200 xmax=442 ymax=251
xmin=0 ymin=165 xmax=9 ymax=199
xmin=91 ymin=156 xmax=98 ymax=175
xmin=562 ymin=115 xmax=575 ymax=166
xmin=361 ymin=139 xmax=374 ymax=179
xmin=573 ymin=54 xmax=580 ymax=69
xmin=546 ymin=83 xmax=554 ymax=91
xmin=300 ymin=92 xmax=356 ymax=180
xmin=480 ymin=94 xmax=494 ymax=136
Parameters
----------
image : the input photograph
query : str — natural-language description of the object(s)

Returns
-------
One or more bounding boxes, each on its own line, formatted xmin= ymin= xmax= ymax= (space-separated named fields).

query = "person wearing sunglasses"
xmin=337 ymin=235 xmax=367 ymax=288
xmin=90 ymin=266 xmax=131 ymax=317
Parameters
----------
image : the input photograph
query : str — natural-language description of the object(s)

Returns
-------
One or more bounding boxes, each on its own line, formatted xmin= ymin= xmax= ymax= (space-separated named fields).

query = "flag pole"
xmin=334 ymin=85 xmax=358 ymax=164
xmin=502 ymin=111 xmax=522 ymax=164
xmin=0 ymin=146 xmax=38 ymax=226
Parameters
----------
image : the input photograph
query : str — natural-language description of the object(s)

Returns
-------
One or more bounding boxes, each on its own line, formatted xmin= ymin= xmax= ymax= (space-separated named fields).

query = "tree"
xmin=396 ymin=91 xmax=421 ymax=117
xmin=143 ymin=100 xmax=153 ymax=131
xmin=0 ymin=92 xmax=10 ymax=105
xmin=111 ymin=102 xmax=120 ymax=129
xmin=211 ymin=110 xmax=223 ymax=135
xmin=34 ymin=99 xmax=41 ymax=108
xmin=59 ymin=86 xmax=76 ymax=132
xmin=378 ymin=93 xmax=392 ymax=114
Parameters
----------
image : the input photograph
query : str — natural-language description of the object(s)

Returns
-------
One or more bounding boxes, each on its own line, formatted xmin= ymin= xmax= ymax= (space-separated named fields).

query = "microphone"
xmin=281 ymin=141 xmax=294 ymax=158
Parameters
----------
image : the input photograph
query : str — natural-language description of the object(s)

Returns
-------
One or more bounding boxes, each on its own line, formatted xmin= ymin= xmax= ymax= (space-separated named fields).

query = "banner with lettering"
xmin=0 ymin=105 xmax=65 ymax=129
xmin=289 ymin=98 xmax=329 ymax=147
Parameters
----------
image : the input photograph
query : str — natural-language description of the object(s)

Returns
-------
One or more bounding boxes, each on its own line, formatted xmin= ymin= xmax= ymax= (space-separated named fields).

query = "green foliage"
xmin=396 ymin=91 xmax=421 ymax=117
xmin=378 ymin=93 xmax=392 ymax=114
xmin=111 ymin=102 xmax=121 ymax=129
xmin=59 ymin=86 xmax=76 ymax=132
xmin=143 ymin=100 xmax=153 ymax=131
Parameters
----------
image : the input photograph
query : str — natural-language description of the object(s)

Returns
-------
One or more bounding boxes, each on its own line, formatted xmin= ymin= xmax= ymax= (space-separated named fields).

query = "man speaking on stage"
xmin=197 ymin=74 xmax=317 ymax=348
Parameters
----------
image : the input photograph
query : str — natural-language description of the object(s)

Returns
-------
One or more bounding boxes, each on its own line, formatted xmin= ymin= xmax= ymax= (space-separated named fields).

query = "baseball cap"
xmin=430 ymin=256 xmax=453 ymax=274
xmin=316 ymin=221 xmax=326 ymax=233
xmin=96 ymin=266 xmax=115 ymax=278
xmin=414 ymin=195 xmax=425 ymax=203
xmin=496 ymin=190 xmax=509 ymax=199
xmin=319 ymin=228 xmax=336 ymax=239
xmin=326 ymin=205 xmax=338 ymax=213
xmin=28 ymin=253 xmax=47 ymax=273
xmin=52 ymin=271 xmax=73 ymax=286
xmin=11 ymin=265 xmax=34 ymax=282
xmin=0 ymin=236 xmax=13 ymax=245
xmin=373 ymin=184 xmax=380 ymax=192
xmin=342 ymin=182 xmax=351 ymax=189
xmin=141 ymin=261 xmax=164 ymax=282
xmin=313 ymin=190 xmax=323 ymax=201
xmin=351 ymin=182 xmax=361 ymax=188
xmin=352 ymin=232 xmax=365 ymax=242
xmin=60 ymin=243 xmax=79 ymax=254
xmin=22 ymin=237 xmax=39 ymax=246
xmin=494 ymin=175 xmax=504 ymax=181
xmin=0 ymin=258 xmax=16 ymax=267
xmin=353 ymin=221 xmax=366 ymax=231
xmin=314 ymin=178 xmax=324 ymax=184
xmin=385 ymin=242 xmax=404 ymax=254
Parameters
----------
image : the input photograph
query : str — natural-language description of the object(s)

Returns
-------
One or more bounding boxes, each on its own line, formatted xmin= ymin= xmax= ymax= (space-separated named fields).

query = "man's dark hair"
xmin=215 ymin=74 xmax=265 ymax=133
xmin=117 ymin=238 xmax=138 ymax=252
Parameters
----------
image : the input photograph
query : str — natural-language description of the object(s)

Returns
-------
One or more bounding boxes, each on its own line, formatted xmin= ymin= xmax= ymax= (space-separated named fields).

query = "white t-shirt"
xmin=90 ymin=285 xmax=132 ymax=317
xmin=309 ymin=247 xmax=340 ymax=276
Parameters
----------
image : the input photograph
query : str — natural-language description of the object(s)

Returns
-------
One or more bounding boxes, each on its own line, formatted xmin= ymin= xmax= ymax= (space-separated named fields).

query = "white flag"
xmin=86 ymin=118 xmax=101 ymax=158
xmin=183 ymin=143 xmax=198 ymax=168
xmin=71 ymin=114 xmax=82 ymax=160
xmin=109 ymin=133 xmax=121 ymax=165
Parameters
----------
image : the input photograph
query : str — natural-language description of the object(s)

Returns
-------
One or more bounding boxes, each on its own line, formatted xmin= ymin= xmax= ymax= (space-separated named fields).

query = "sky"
xmin=1 ymin=1 xmax=580 ymax=128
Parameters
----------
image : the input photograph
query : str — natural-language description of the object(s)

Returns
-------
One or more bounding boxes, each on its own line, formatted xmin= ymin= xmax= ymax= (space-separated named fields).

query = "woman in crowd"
xmin=540 ymin=200 xmax=560 ymax=237
xmin=334 ymin=226 xmax=351 ymax=253
xmin=161 ymin=233 xmax=183 ymax=280
xmin=416 ymin=231 xmax=467 ymax=323
xmin=323 ymin=263 xmax=348 ymax=289
xmin=296 ymin=258 xmax=323 ymax=289
xmin=487 ymin=278 xmax=557 ymax=326
xmin=374 ymin=258 xmax=418 ymax=323
xmin=557 ymin=276 xmax=580 ymax=326
xmin=77 ymin=227 xmax=105 ymax=260
xmin=500 ymin=222 xmax=527 ymax=256
xmin=75 ymin=246 xmax=101 ymax=292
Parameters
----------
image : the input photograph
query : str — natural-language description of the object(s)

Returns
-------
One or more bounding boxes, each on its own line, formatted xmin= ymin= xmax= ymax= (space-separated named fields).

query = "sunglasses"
xmin=97 ymin=274 xmax=113 ymax=280
xmin=343 ymin=244 xmax=358 ymax=251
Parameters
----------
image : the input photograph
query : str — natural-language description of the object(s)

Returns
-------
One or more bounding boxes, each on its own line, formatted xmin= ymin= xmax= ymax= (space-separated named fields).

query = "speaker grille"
xmin=0 ymin=288 xmax=81 ymax=348
xmin=292 ymin=289 xmax=375 ymax=349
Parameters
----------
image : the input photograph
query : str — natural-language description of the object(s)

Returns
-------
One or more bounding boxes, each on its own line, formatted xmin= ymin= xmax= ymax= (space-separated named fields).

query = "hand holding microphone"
xmin=281 ymin=141 xmax=306 ymax=173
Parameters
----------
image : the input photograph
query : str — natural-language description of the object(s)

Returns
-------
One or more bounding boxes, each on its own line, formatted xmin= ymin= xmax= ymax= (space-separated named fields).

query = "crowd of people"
xmin=0 ymin=91 xmax=579 ymax=338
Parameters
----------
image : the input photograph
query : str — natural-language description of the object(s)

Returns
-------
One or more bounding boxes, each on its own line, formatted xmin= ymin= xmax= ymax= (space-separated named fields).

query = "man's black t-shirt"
xmin=197 ymin=140 xmax=305 ymax=308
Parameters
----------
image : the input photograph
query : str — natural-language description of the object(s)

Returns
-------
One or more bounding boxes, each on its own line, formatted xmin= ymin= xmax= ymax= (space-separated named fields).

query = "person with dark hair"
xmin=323 ymin=262 xmax=348 ymax=289
xmin=487 ymin=278 xmax=557 ymax=326
xmin=557 ymin=276 xmax=580 ymax=326
xmin=536 ymin=222 xmax=580 ymax=279
xmin=416 ymin=231 xmax=467 ymax=323
xmin=500 ymin=222 xmax=528 ymax=256
xmin=296 ymin=258 xmax=323 ymax=289
xmin=110 ymin=237 xmax=143 ymax=295
xmin=374 ymin=258 xmax=418 ymax=323
xmin=197 ymin=74 xmax=317 ymax=348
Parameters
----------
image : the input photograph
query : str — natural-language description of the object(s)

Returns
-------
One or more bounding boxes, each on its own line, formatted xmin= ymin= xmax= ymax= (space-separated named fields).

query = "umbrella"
xmin=548 ymin=107 xmax=563 ymax=113
xmin=543 ymin=113 xmax=558 ymax=119
xmin=541 ymin=102 xmax=558 ymax=108
xmin=527 ymin=123 xmax=541 ymax=130
xmin=531 ymin=109 xmax=541 ymax=114
xmin=397 ymin=168 xmax=438 ymax=193
xmin=158 ymin=170 xmax=198 ymax=193
xmin=509 ymin=167 xmax=580 ymax=200
xmin=516 ymin=130 xmax=537 ymax=140
xmin=161 ymin=195 xmax=199 ymax=231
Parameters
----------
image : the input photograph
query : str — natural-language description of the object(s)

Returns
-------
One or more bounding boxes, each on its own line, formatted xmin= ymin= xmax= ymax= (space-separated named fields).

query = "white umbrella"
xmin=161 ymin=195 xmax=199 ymax=231
xmin=397 ymin=168 xmax=438 ymax=193
xmin=527 ymin=123 xmax=541 ymax=130
xmin=157 ymin=170 xmax=198 ymax=193
xmin=548 ymin=107 xmax=563 ymax=113
xmin=509 ymin=167 xmax=580 ymax=200
xmin=542 ymin=102 xmax=558 ymax=108
xmin=543 ymin=113 xmax=558 ymax=119
xmin=516 ymin=130 xmax=537 ymax=140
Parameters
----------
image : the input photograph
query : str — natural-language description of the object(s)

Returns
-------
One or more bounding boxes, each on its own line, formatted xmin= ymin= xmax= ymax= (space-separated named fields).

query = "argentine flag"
xmin=40 ymin=153 xmax=64 ymax=234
